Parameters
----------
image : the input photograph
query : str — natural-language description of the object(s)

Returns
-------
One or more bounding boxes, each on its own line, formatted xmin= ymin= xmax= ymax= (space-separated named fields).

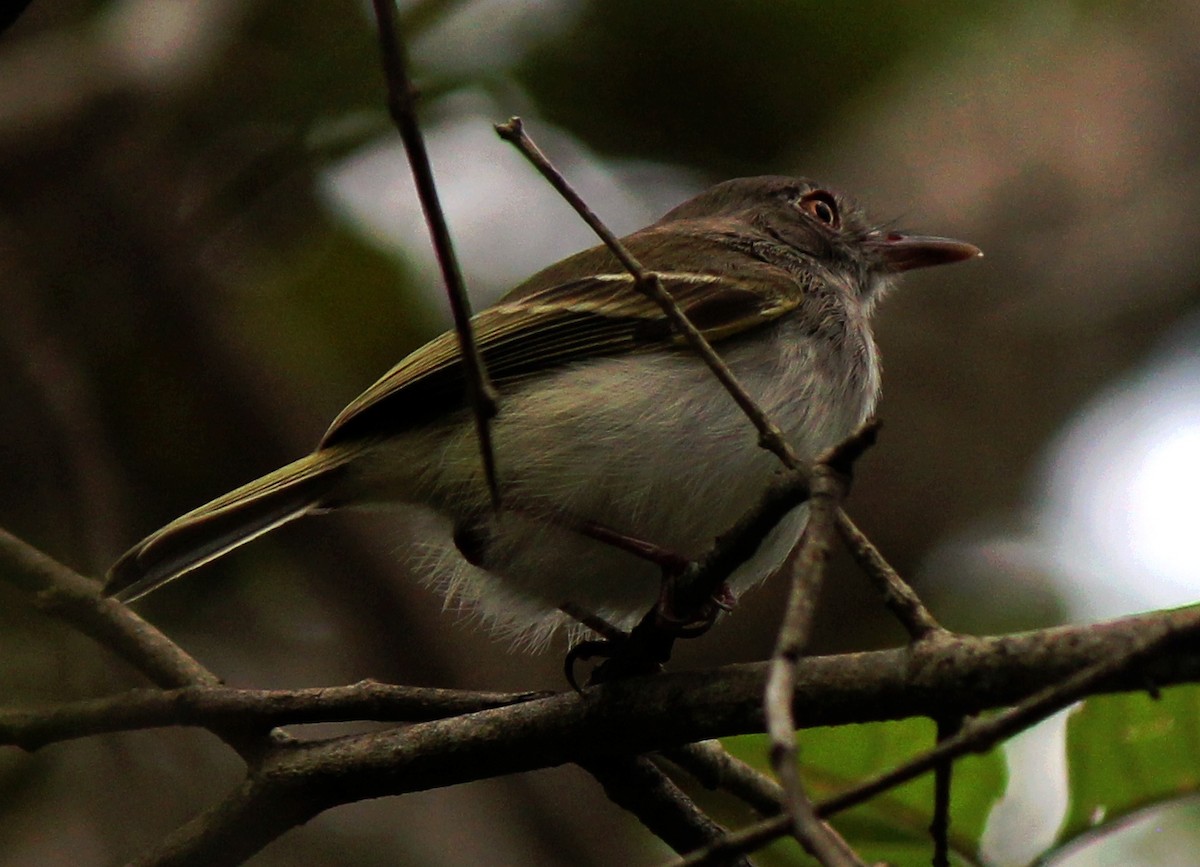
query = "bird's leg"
xmin=654 ymin=572 xmax=738 ymax=637
xmin=559 ymin=603 xmax=631 ymax=691
xmin=460 ymin=504 xmax=737 ymax=687
xmin=455 ymin=505 xmax=694 ymax=572
xmin=561 ymin=605 xmax=676 ymax=690
xmin=555 ymin=523 xmax=739 ymax=690
xmin=573 ymin=519 xmax=738 ymax=635
xmin=465 ymin=499 xmax=722 ymax=609
xmin=575 ymin=519 xmax=691 ymax=573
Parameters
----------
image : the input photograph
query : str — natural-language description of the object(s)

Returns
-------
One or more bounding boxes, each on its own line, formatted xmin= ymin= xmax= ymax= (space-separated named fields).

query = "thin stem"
xmin=658 ymin=741 xmax=784 ymax=817
xmin=763 ymin=462 xmax=863 ymax=867
xmin=370 ymin=0 xmax=501 ymax=508
xmin=581 ymin=755 xmax=751 ymax=866
xmin=0 ymin=528 xmax=217 ymax=689
xmin=931 ymin=715 xmax=965 ymax=867
xmin=677 ymin=607 xmax=1200 ymax=865
xmin=0 ymin=527 xmax=279 ymax=760
xmin=494 ymin=116 xmax=800 ymax=471
xmin=675 ymin=421 xmax=879 ymax=620
xmin=0 ymin=682 xmax=547 ymax=750
xmin=836 ymin=509 xmax=945 ymax=640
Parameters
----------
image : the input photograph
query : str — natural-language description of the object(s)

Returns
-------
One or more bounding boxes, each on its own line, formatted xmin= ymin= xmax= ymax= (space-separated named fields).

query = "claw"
xmin=654 ymin=579 xmax=739 ymax=636
xmin=563 ymin=608 xmax=675 ymax=689
xmin=564 ymin=639 xmax=616 ymax=693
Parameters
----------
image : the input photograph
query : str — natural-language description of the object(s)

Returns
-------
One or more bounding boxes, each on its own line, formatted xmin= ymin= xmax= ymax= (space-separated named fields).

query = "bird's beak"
xmin=869 ymin=232 xmax=983 ymax=272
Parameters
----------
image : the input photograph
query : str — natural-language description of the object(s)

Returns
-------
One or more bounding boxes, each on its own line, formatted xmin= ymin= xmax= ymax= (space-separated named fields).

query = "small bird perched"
xmin=105 ymin=176 xmax=979 ymax=646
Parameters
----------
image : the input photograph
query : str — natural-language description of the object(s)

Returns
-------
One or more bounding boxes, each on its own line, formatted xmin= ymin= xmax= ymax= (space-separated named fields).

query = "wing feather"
xmin=320 ymin=266 xmax=804 ymax=447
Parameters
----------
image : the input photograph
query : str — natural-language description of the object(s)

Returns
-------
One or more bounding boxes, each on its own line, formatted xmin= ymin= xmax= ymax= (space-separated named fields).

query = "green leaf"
xmin=1056 ymin=684 xmax=1200 ymax=848
xmin=724 ymin=716 xmax=1006 ymax=866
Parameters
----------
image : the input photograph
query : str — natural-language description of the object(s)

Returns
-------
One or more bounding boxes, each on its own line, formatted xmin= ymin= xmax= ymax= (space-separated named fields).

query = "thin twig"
xmin=763 ymin=457 xmax=863 ymax=867
xmin=0 ymin=681 xmax=548 ymax=750
xmin=581 ymin=756 xmax=752 ymax=866
xmin=675 ymin=467 xmax=810 ymax=617
xmin=676 ymin=818 xmax=790 ymax=867
xmin=931 ymin=715 xmax=964 ymax=867
xmin=676 ymin=607 xmax=1200 ymax=866
xmin=555 ymin=435 xmax=885 ymax=689
xmin=0 ymin=527 xmax=217 ymax=689
xmin=836 ymin=509 xmax=945 ymax=640
xmin=675 ymin=422 xmax=879 ymax=621
xmin=494 ymin=116 xmax=800 ymax=471
xmin=370 ymin=0 xmax=501 ymax=508
xmin=0 ymin=526 xmax=282 ymax=760
xmin=656 ymin=742 xmax=868 ymax=866
xmin=658 ymin=741 xmax=785 ymax=817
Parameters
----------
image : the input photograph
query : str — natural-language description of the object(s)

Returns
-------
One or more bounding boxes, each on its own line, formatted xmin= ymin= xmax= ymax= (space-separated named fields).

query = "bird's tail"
xmin=105 ymin=449 xmax=357 ymax=603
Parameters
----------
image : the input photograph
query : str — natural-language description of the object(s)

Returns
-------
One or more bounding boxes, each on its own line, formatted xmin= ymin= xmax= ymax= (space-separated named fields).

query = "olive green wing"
xmin=319 ymin=269 xmax=802 ymax=447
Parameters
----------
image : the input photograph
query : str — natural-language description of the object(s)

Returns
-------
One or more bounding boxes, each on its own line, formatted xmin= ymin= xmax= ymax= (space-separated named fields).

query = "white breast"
xmin=377 ymin=314 xmax=881 ymax=645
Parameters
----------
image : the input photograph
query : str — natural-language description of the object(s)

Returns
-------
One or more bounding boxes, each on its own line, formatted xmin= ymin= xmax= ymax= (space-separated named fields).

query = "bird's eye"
xmin=799 ymin=190 xmax=840 ymax=229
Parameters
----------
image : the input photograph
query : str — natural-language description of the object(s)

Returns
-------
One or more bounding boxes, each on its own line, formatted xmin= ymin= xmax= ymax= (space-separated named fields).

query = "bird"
xmin=105 ymin=175 xmax=980 ymax=648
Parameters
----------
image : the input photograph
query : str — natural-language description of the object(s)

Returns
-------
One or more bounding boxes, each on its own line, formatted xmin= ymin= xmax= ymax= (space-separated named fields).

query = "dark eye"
xmin=799 ymin=190 xmax=840 ymax=229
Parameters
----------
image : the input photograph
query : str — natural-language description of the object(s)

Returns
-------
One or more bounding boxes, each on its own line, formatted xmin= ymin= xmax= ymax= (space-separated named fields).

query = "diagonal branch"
xmin=581 ymin=755 xmax=751 ymax=866
xmin=0 ymin=527 xmax=217 ymax=689
xmin=0 ymin=527 xmax=284 ymax=760
xmin=677 ymin=604 xmax=1200 ymax=865
xmin=835 ymin=509 xmax=945 ymax=640
xmin=763 ymin=443 xmax=867 ymax=866
xmin=495 ymin=116 xmax=800 ymax=471
xmin=369 ymin=0 xmax=501 ymax=508
xmin=657 ymin=740 xmax=785 ymax=817
xmin=0 ymin=681 xmax=548 ymax=750
xmin=672 ymin=422 xmax=879 ymax=623
xmin=931 ymin=714 xmax=965 ymax=867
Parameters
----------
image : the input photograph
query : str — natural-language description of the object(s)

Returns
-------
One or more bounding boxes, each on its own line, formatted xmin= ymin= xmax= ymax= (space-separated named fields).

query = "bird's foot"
xmin=562 ymin=607 xmax=676 ymax=691
xmin=653 ymin=573 xmax=738 ymax=638
xmin=576 ymin=520 xmax=692 ymax=573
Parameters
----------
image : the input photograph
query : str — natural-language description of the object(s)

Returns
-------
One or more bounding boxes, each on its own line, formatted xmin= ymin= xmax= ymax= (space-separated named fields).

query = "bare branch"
xmin=126 ymin=775 xmax=313 ymax=867
xmin=369 ymin=0 xmax=501 ymax=508
xmin=677 ymin=605 xmax=1200 ymax=865
xmin=0 ymin=526 xmax=289 ymax=760
xmin=9 ymin=523 xmax=1200 ymax=864
xmin=581 ymin=756 xmax=751 ymax=866
xmin=673 ymin=422 xmax=880 ymax=622
xmin=0 ymin=527 xmax=218 ymax=689
xmin=658 ymin=741 xmax=784 ymax=818
xmin=931 ymin=715 xmax=965 ymax=867
xmin=764 ymin=457 xmax=863 ymax=866
xmin=123 ymin=606 xmax=1200 ymax=865
xmin=836 ymin=509 xmax=946 ymax=640
xmin=0 ymin=681 xmax=548 ymax=750
xmin=494 ymin=116 xmax=800 ymax=471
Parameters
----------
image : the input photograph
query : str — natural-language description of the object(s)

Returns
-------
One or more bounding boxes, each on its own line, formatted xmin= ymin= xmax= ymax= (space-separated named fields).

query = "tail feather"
xmin=105 ymin=450 xmax=355 ymax=603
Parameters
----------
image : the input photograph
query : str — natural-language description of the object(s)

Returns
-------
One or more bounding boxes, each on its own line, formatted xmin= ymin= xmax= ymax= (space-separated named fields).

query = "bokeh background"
xmin=2 ymin=1 xmax=1199 ymax=864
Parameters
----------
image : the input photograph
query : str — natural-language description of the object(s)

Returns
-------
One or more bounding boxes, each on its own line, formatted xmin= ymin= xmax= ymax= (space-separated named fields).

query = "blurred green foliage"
xmin=726 ymin=720 xmax=1005 ymax=866
xmin=2 ymin=0 xmax=1199 ymax=865
xmin=1055 ymin=682 xmax=1200 ymax=855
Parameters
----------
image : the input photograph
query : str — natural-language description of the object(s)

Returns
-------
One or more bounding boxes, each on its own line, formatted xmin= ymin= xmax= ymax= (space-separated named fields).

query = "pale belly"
xmin=355 ymin=317 xmax=879 ymax=644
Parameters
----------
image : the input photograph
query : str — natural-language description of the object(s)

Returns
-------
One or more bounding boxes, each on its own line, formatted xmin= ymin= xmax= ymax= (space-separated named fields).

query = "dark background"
xmin=2 ymin=1 xmax=1198 ymax=864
